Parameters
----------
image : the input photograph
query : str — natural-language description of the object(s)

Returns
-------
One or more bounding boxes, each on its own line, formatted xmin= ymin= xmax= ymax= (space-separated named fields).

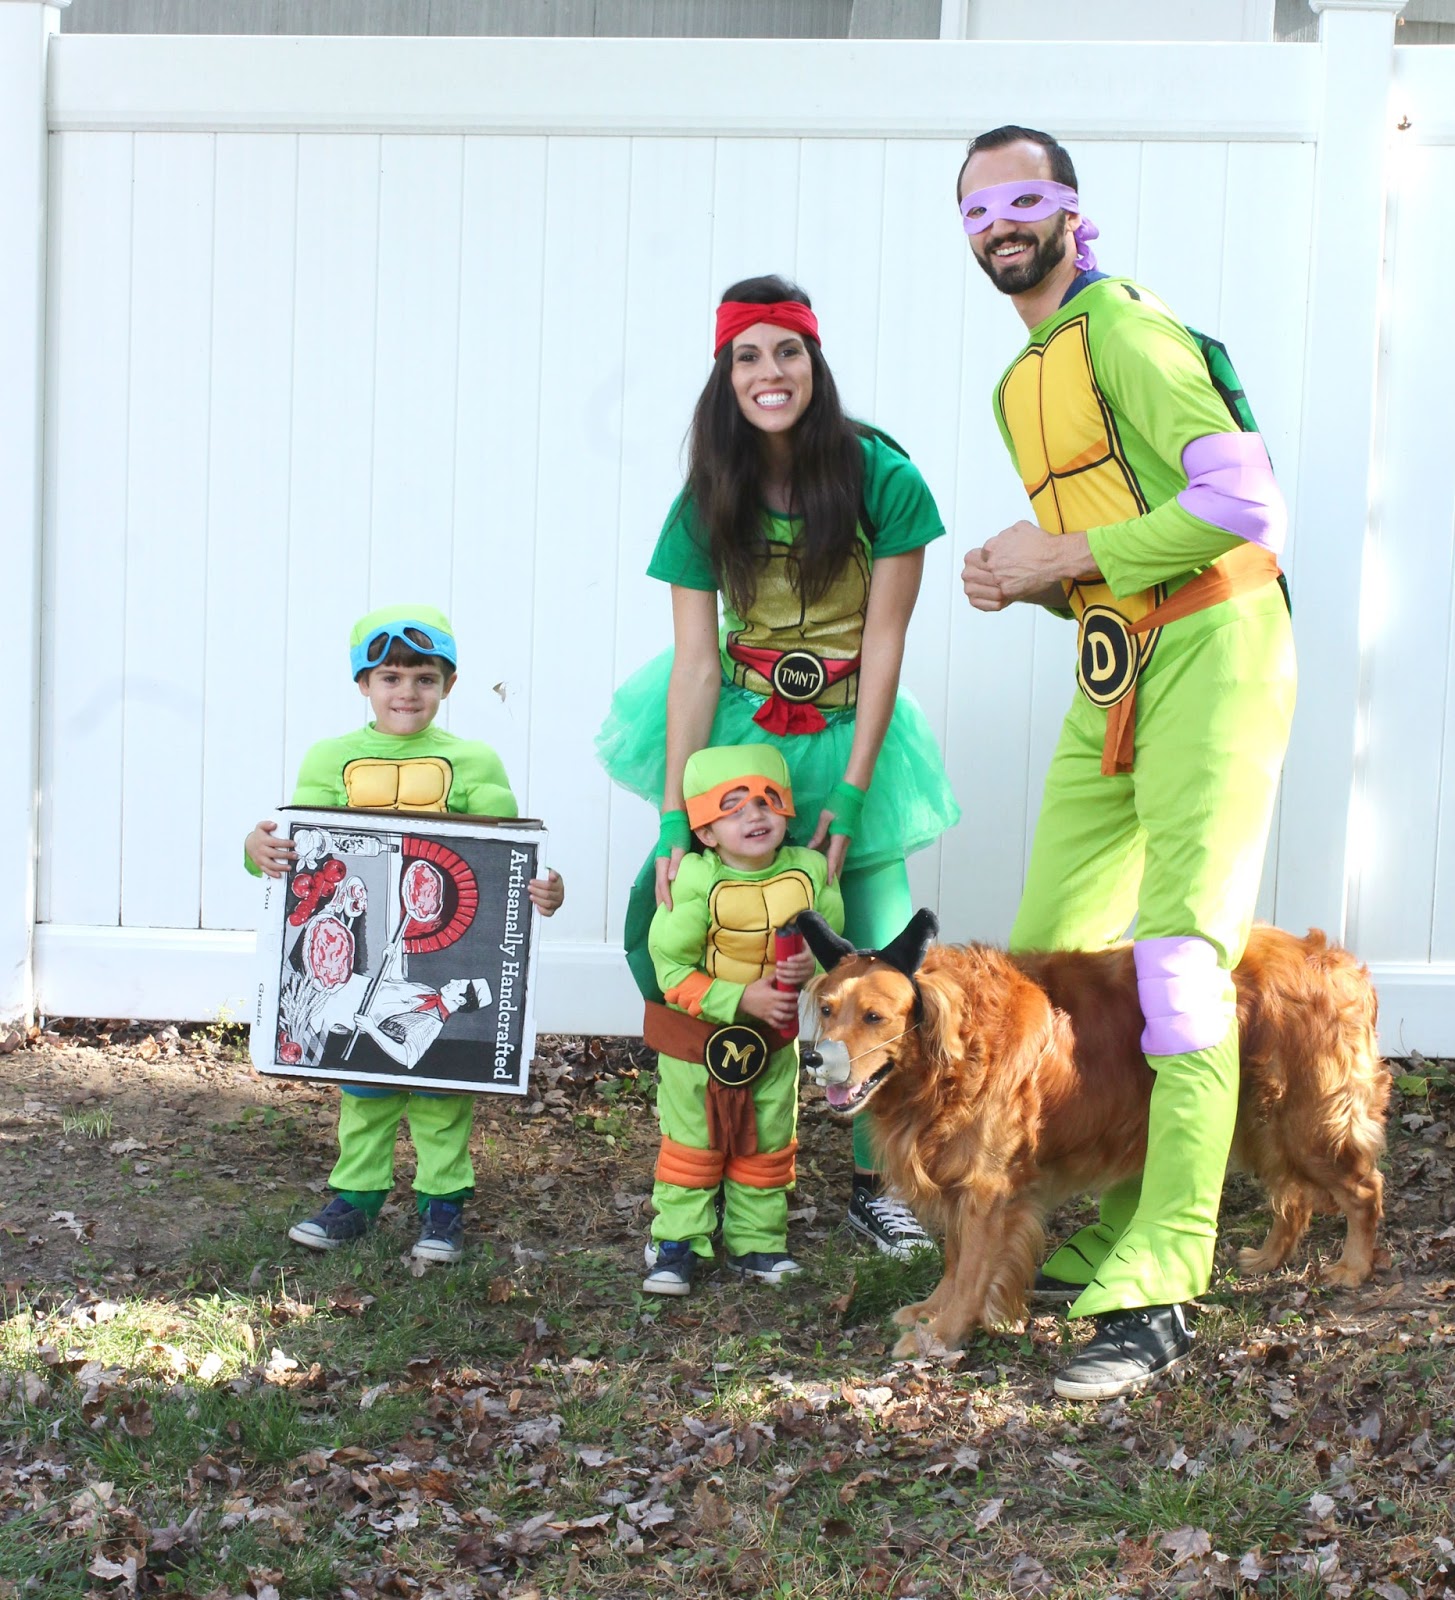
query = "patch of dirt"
xmin=2 ymin=1022 xmax=1454 ymax=1320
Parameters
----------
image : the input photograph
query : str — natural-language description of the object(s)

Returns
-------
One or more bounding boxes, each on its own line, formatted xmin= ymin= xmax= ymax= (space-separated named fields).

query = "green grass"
xmin=59 ymin=1107 xmax=113 ymax=1140
xmin=5 ymin=1062 xmax=1454 ymax=1600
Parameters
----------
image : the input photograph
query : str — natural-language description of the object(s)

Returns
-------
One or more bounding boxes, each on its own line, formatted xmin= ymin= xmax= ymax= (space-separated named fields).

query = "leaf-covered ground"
xmin=1 ymin=1022 xmax=1453 ymax=1599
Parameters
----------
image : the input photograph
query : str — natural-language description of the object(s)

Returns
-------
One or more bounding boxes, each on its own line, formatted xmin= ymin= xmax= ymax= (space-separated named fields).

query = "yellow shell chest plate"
xmin=726 ymin=541 xmax=870 ymax=709
xmin=999 ymin=314 xmax=1162 ymax=628
xmin=342 ymin=757 xmax=453 ymax=812
xmin=705 ymin=867 xmax=815 ymax=986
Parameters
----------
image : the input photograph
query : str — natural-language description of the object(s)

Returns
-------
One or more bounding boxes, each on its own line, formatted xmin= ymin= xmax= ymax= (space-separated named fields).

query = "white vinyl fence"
xmin=3 ymin=1 xmax=1451 ymax=1050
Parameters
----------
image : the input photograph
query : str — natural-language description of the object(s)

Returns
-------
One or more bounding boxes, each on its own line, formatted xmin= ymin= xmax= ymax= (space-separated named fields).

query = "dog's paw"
xmin=891 ymin=1319 xmax=957 ymax=1361
xmin=1316 ymin=1260 xmax=1370 ymax=1289
xmin=1236 ymin=1245 xmax=1284 ymax=1277
xmin=891 ymin=1301 xmax=930 ymax=1328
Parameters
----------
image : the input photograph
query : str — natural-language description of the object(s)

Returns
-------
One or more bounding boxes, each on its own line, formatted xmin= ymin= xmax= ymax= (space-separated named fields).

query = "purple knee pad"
xmin=1134 ymin=936 xmax=1234 ymax=1057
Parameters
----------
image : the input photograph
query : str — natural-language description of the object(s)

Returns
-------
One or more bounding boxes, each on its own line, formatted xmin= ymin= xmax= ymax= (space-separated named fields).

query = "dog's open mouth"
xmin=822 ymin=1060 xmax=894 ymax=1114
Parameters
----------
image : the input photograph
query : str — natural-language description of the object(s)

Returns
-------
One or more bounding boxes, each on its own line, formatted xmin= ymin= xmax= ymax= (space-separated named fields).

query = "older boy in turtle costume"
xmin=642 ymin=745 xmax=844 ymax=1295
xmin=245 ymin=604 xmax=563 ymax=1265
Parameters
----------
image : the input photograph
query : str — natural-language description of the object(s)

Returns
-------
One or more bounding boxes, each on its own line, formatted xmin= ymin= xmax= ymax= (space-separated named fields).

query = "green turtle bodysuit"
xmin=993 ymin=274 xmax=1297 ymax=1318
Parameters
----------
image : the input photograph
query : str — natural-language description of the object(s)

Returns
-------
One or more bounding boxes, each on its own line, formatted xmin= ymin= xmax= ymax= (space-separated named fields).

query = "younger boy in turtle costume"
xmin=245 ymin=604 xmax=564 ymax=1265
xmin=642 ymin=745 xmax=844 ymax=1295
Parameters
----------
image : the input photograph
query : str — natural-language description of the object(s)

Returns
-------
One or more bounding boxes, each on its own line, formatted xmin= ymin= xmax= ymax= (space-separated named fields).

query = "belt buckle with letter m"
xmin=704 ymin=1024 xmax=771 ymax=1088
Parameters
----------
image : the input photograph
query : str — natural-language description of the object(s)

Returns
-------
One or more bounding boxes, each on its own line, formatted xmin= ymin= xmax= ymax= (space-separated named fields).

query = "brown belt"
xmin=643 ymin=1001 xmax=798 ymax=1160
xmin=1099 ymin=542 xmax=1282 ymax=777
xmin=642 ymin=1001 xmax=796 ymax=1064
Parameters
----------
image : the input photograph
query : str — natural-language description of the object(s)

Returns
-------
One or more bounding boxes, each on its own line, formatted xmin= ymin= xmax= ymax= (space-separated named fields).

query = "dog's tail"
xmin=1303 ymin=930 xmax=1389 ymax=1160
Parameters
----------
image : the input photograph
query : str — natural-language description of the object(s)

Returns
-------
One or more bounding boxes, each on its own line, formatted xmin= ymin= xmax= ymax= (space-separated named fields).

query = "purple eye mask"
xmin=960 ymin=178 xmax=1100 ymax=271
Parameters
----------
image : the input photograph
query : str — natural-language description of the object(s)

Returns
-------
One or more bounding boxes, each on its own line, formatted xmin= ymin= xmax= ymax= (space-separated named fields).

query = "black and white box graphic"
xmin=250 ymin=809 xmax=545 ymax=1095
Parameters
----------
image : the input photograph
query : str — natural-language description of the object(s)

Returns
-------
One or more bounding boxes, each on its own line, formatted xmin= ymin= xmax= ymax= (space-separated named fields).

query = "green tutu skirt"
xmin=596 ymin=648 xmax=961 ymax=871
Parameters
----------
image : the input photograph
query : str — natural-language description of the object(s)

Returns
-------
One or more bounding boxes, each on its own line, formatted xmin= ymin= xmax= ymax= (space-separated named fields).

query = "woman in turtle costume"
xmin=597 ymin=275 xmax=960 ymax=1255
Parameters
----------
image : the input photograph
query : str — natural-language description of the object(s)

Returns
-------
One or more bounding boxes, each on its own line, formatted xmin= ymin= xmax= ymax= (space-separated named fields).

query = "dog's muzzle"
xmin=801 ymin=1039 xmax=851 ymax=1087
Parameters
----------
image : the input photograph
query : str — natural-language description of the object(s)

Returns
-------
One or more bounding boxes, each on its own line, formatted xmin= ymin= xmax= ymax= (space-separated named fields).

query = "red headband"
xmin=713 ymin=299 xmax=821 ymax=357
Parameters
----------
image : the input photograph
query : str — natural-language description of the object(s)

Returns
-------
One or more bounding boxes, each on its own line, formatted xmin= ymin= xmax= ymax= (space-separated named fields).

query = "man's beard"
xmin=973 ymin=223 xmax=1068 ymax=296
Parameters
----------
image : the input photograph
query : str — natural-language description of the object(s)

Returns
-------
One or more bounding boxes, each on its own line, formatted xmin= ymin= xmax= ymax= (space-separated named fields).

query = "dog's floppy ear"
xmin=914 ymin=962 xmax=964 ymax=1069
xmin=876 ymin=910 xmax=939 ymax=980
xmin=799 ymin=911 xmax=855 ymax=972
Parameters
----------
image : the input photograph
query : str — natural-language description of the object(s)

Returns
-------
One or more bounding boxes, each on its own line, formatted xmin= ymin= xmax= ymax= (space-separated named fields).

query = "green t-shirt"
xmin=645 ymin=431 xmax=945 ymax=690
xmin=992 ymin=277 xmax=1243 ymax=603
xmin=245 ymin=722 xmax=518 ymax=876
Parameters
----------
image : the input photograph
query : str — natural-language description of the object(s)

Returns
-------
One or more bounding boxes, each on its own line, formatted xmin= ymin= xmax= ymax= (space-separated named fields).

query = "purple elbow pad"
xmin=1134 ymin=936 xmax=1234 ymax=1057
xmin=1177 ymin=432 xmax=1287 ymax=555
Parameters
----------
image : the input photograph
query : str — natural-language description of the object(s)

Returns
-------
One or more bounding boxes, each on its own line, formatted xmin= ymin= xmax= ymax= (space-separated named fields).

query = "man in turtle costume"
xmin=642 ymin=745 xmax=845 ymax=1295
xmin=958 ymin=126 xmax=1296 ymax=1400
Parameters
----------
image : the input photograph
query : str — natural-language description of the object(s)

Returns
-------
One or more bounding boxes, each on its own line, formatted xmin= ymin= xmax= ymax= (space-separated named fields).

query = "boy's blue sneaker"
xmin=642 ymin=1240 xmax=698 ymax=1296
xmin=288 ymin=1196 xmax=370 ymax=1251
xmin=725 ymin=1250 xmax=802 ymax=1285
xmin=412 ymin=1200 xmax=465 ymax=1264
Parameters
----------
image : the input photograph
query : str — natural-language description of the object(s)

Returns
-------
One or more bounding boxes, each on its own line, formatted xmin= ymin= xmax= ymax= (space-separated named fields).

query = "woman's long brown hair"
xmin=685 ymin=275 xmax=865 ymax=620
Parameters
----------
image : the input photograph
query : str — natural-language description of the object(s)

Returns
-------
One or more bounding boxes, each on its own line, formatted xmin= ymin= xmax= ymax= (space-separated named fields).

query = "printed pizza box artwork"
xmin=250 ymin=809 xmax=545 ymax=1095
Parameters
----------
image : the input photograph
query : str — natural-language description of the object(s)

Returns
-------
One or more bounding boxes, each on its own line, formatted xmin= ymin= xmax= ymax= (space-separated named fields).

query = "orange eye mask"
xmin=686 ymin=775 xmax=796 ymax=829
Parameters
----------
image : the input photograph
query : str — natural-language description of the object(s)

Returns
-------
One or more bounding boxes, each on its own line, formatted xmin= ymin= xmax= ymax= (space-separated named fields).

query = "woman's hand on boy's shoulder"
xmin=528 ymin=870 xmax=565 ymax=916
xmin=245 ymin=820 xmax=296 ymax=879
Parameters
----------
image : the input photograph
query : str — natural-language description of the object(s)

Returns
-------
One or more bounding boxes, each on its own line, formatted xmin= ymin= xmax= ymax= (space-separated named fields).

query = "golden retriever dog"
xmin=798 ymin=911 xmax=1388 ymax=1359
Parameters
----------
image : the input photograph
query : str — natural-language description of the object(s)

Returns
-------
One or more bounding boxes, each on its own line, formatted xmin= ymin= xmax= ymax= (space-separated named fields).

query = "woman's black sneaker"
xmin=847 ymin=1185 xmax=934 ymax=1260
xmin=1053 ymin=1304 xmax=1192 ymax=1400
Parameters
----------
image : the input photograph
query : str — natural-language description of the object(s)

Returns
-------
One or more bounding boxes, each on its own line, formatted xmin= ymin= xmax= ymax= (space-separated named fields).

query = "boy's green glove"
xmin=656 ymin=809 xmax=692 ymax=859
xmin=825 ymin=780 xmax=866 ymax=840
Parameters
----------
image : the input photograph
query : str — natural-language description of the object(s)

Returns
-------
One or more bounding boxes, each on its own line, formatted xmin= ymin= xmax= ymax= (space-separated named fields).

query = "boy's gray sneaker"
xmin=726 ymin=1250 xmax=802 ymax=1285
xmin=643 ymin=1240 xmax=698 ymax=1296
xmin=847 ymin=1185 xmax=935 ymax=1260
xmin=412 ymin=1199 xmax=465 ymax=1264
xmin=288 ymin=1196 xmax=370 ymax=1251
xmin=1053 ymin=1304 xmax=1192 ymax=1401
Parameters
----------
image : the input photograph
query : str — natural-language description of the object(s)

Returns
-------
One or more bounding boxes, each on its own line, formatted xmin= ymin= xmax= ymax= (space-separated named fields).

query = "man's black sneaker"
xmin=725 ymin=1251 xmax=802 ymax=1285
xmin=1053 ymin=1304 xmax=1192 ymax=1400
xmin=1030 ymin=1271 xmax=1084 ymax=1304
xmin=288 ymin=1196 xmax=370 ymax=1251
xmin=847 ymin=1185 xmax=935 ymax=1261
xmin=412 ymin=1200 xmax=465 ymax=1264
xmin=643 ymin=1240 xmax=698 ymax=1296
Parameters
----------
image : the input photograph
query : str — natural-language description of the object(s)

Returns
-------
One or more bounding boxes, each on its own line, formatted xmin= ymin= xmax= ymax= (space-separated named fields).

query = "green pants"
xmin=652 ymin=1044 xmax=800 ymax=1258
xmin=328 ymin=1090 xmax=475 ymax=1210
xmin=840 ymin=856 xmax=913 ymax=1171
xmin=1013 ymin=587 xmax=1295 ymax=1317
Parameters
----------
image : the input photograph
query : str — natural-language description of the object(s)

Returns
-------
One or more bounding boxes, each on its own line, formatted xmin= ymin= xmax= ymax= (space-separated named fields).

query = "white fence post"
xmin=0 ymin=0 xmax=58 ymax=1026
xmin=1273 ymin=0 xmax=1404 ymax=940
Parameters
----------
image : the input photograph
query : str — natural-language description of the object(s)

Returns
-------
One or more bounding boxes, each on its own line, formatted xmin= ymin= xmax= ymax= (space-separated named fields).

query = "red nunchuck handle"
xmin=773 ymin=919 xmax=805 ymax=992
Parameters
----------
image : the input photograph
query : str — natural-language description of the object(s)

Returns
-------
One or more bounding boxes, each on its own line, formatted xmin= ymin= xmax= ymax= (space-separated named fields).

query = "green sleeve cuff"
xmin=656 ymin=810 xmax=692 ymax=859
xmin=700 ymin=979 xmax=747 ymax=1025
xmin=1087 ymin=509 xmax=1243 ymax=599
xmin=825 ymin=780 xmax=866 ymax=840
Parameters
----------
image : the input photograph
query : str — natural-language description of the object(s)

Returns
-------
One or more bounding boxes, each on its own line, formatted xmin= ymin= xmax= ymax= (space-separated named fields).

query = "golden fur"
xmin=810 ymin=925 xmax=1389 ymax=1358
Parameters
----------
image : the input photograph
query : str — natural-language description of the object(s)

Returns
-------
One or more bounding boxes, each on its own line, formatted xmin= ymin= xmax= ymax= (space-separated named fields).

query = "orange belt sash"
xmin=1099 ymin=542 xmax=1282 ymax=777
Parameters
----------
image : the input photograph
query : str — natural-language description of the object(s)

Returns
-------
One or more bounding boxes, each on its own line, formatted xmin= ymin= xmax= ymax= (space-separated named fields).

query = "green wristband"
xmin=826 ymin=780 xmax=867 ymax=840
xmin=656 ymin=809 xmax=692 ymax=859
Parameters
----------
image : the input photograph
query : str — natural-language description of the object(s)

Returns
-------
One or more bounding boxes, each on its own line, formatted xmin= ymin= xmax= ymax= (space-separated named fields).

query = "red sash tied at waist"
xmin=725 ymin=643 xmax=861 ymax=735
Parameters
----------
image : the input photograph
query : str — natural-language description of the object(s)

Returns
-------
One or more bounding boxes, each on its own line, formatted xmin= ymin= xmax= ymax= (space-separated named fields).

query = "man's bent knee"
xmin=1134 ymin=936 xmax=1235 ymax=1057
